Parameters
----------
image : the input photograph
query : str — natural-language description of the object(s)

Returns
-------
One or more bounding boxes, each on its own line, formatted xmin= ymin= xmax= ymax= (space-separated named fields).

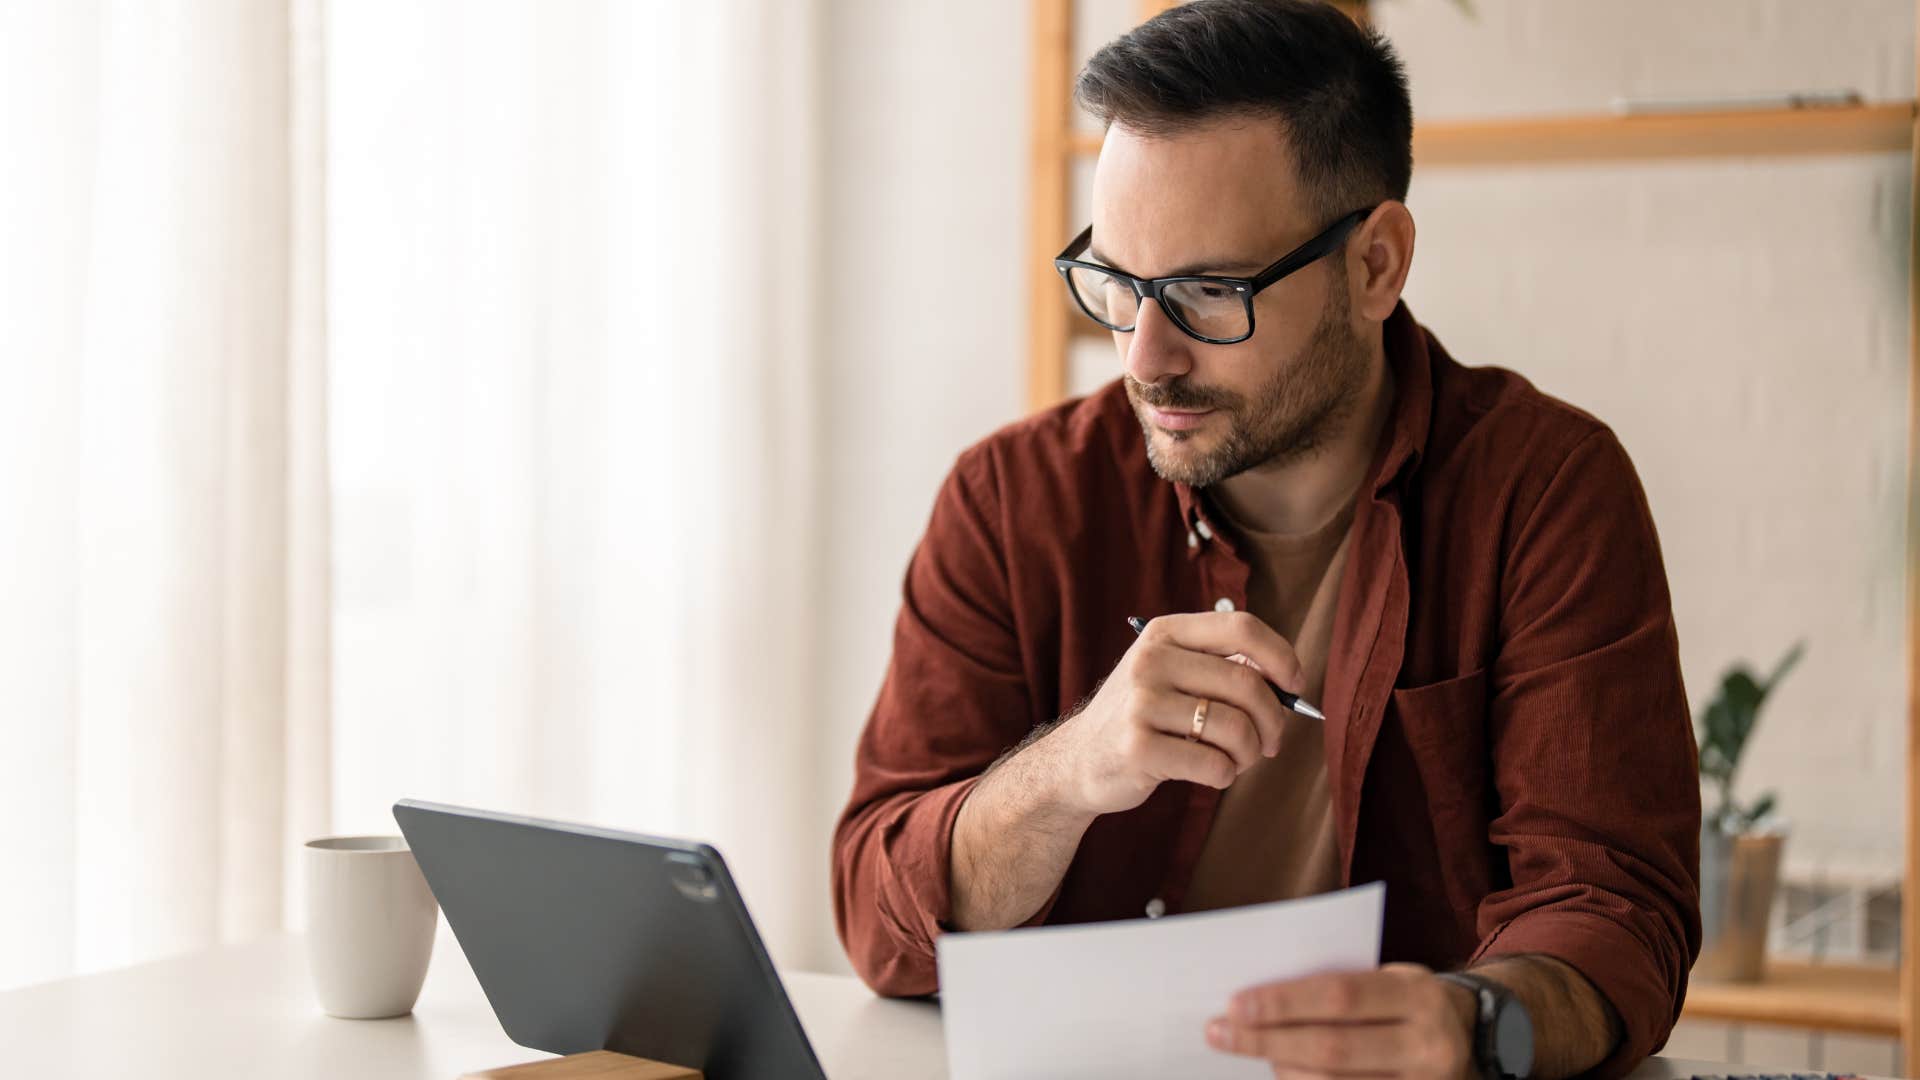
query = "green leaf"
xmin=1721 ymin=670 xmax=1763 ymax=747
xmin=1694 ymin=643 xmax=1805 ymax=831
xmin=1698 ymin=752 xmax=1731 ymax=785
xmin=1761 ymin=642 xmax=1805 ymax=698
xmin=1703 ymin=699 xmax=1737 ymax=762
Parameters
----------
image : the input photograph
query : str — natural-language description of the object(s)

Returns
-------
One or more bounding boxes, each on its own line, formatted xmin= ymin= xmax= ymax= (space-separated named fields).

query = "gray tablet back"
xmin=392 ymin=799 xmax=828 ymax=1080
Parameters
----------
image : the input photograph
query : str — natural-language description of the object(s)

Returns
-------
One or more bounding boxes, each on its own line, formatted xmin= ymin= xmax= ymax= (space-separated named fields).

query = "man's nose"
xmin=1123 ymin=299 xmax=1195 ymax=387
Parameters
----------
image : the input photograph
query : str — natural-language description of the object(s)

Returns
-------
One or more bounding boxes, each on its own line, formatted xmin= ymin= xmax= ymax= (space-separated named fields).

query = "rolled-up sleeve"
xmin=1472 ymin=428 xmax=1703 ymax=1078
xmin=831 ymin=444 xmax=1053 ymax=996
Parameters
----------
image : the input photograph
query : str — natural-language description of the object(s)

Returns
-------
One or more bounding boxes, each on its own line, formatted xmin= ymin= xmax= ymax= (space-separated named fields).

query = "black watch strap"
xmin=1437 ymin=971 xmax=1532 ymax=1080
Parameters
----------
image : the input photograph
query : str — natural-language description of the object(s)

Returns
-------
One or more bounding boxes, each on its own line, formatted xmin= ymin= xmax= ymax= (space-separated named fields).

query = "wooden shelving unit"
xmin=1060 ymin=88 xmax=1915 ymax=168
xmin=1028 ymin=0 xmax=1920 ymax=1064
xmin=1687 ymin=963 xmax=1903 ymax=1039
xmin=1026 ymin=0 xmax=1078 ymax=411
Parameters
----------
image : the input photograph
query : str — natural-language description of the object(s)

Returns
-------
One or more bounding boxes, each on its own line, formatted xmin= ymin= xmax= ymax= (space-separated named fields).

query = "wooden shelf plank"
xmin=1416 ymin=103 xmax=1915 ymax=166
xmin=1066 ymin=103 xmax=1916 ymax=166
xmin=1682 ymin=962 xmax=1902 ymax=1037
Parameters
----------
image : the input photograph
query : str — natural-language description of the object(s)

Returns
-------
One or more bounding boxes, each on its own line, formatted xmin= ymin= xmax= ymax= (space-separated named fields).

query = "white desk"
xmin=0 ymin=931 xmax=1776 ymax=1079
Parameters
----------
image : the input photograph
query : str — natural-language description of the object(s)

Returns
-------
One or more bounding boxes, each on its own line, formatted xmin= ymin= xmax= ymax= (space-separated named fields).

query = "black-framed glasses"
xmin=1053 ymin=205 xmax=1376 ymax=345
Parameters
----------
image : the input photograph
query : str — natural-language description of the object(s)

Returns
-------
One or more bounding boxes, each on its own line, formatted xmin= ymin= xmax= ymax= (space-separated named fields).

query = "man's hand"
xmin=1204 ymin=963 xmax=1476 ymax=1080
xmin=1037 ymin=611 xmax=1306 ymax=817
xmin=948 ymin=609 xmax=1305 ymax=932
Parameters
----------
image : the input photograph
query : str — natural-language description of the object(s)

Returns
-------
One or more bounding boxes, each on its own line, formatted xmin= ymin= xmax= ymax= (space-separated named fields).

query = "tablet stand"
xmin=461 ymin=1049 xmax=704 ymax=1079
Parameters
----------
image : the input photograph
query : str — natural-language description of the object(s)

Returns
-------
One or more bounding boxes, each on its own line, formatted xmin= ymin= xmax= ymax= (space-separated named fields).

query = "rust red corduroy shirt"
xmin=831 ymin=301 xmax=1702 ymax=1077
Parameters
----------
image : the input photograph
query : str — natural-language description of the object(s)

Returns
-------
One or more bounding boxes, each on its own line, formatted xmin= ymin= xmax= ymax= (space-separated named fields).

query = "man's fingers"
xmin=1204 ymin=1017 xmax=1419 ymax=1074
xmin=1140 ymin=730 xmax=1239 ymax=790
xmin=1143 ymin=653 xmax=1282 ymax=758
xmin=1206 ymin=968 xmax=1468 ymax=1076
xmin=1137 ymin=688 xmax=1262 ymax=773
xmin=1143 ymin=611 xmax=1307 ymax=695
xmin=1230 ymin=968 xmax=1429 ymax=1026
xmin=1195 ymin=698 xmax=1263 ymax=772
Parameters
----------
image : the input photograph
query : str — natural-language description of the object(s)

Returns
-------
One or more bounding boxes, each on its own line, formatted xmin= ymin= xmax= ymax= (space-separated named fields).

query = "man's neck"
xmin=1209 ymin=335 xmax=1396 ymax=537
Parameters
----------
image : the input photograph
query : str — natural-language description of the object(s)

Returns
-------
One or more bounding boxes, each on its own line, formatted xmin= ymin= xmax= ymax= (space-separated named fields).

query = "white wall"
xmin=815 ymin=0 xmax=1031 ymax=974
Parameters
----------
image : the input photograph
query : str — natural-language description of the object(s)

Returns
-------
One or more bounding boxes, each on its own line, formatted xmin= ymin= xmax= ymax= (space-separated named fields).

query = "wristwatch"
xmin=1437 ymin=971 xmax=1534 ymax=1080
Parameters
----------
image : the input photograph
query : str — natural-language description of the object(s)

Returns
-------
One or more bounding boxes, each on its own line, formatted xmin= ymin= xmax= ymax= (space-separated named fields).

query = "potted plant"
xmin=1693 ymin=642 xmax=1803 ymax=982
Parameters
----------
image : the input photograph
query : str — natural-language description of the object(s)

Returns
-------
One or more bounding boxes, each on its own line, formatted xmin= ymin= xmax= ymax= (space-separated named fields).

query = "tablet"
xmin=392 ymin=799 xmax=828 ymax=1080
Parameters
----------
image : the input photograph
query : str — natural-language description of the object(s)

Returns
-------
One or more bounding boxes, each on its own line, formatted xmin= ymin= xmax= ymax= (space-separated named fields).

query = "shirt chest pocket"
xmin=1385 ymin=668 xmax=1492 ymax=828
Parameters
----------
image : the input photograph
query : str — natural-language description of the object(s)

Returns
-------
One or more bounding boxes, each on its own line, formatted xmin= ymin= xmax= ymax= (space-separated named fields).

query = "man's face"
xmin=1090 ymin=118 xmax=1371 ymax=488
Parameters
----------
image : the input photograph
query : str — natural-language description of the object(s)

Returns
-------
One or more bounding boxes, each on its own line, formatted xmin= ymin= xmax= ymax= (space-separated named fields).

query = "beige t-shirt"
xmin=1176 ymin=494 xmax=1357 ymax=913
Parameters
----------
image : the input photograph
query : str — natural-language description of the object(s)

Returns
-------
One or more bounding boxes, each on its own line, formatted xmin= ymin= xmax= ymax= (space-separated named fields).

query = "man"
xmin=832 ymin=2 xmax=1700 ymax=1077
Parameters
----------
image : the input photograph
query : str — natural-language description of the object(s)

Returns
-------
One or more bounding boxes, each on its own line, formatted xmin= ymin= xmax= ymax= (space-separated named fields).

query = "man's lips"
xmin=1144 ymin=405 xmax=1214 ymax=431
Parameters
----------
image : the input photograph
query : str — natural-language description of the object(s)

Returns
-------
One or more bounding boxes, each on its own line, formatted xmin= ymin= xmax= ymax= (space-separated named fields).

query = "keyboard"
xmin=1683 ymin=1074 xmax=1861 ymax=1080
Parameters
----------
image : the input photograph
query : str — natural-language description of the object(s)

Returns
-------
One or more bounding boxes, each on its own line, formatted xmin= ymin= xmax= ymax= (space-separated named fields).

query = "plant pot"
xmin=1694 ymin=825 xmax=1785 ymax=982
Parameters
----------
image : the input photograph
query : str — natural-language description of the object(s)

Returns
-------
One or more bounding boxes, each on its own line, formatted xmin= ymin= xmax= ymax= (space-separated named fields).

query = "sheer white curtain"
xmin=325 ymin=0 xmax=829 ymax=967
xmin=2 ymin=0 xmax=833 ymax=988
xmin=0 ymin=0 xmax=331 ymax=990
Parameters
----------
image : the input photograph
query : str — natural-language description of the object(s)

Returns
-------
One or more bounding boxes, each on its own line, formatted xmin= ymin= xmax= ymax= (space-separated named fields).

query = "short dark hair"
xmin=1075 ymin=0 xmax=1413 ymax=223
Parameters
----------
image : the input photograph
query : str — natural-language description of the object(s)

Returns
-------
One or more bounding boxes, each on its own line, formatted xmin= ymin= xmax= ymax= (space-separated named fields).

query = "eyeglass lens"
xmin=1066 ymin=266 xmax=1249 ymax=341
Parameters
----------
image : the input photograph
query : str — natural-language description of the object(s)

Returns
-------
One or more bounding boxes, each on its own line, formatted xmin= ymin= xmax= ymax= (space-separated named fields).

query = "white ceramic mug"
xmin=304 ymin=835 xmax=439 ymax=1019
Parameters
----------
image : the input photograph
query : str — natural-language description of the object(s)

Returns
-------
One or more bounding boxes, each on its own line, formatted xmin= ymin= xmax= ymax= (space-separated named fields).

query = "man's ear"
xmin=1348 ymin=201 xmax=1414 ymax=323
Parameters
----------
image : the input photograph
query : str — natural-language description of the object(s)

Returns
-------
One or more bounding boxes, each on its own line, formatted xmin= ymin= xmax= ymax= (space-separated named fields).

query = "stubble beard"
xmin=1128 ymin=284 xmax=1367 ymax=489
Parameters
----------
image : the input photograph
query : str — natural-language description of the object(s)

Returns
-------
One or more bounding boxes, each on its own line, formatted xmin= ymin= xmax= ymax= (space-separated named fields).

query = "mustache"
xmin=1124 ymin=374 xmax=1237 ymax=412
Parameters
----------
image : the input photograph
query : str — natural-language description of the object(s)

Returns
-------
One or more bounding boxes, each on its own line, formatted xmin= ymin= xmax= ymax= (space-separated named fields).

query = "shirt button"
xmin=1145 ymin=898 xmax=1167 ymax=919
xmin=1214 ymin=597 xmax=1235 ymax=613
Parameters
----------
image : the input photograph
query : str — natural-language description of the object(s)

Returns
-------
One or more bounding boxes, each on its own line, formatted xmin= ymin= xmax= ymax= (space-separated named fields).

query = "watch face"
xmin=1493 ymin=998 xmax=1535 ymax=1079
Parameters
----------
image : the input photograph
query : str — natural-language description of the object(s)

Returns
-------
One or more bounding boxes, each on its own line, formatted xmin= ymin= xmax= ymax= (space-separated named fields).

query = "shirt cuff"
xmin=1471 ymin=908 xmax=1688 ymax=1080
xmin=874 ymin=774 xmax=1069 ymax=975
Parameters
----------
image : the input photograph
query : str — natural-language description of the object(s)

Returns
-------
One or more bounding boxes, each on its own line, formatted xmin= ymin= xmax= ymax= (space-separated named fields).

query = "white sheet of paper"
xmin=935 ymin=882 xmax=1385 ymax=1080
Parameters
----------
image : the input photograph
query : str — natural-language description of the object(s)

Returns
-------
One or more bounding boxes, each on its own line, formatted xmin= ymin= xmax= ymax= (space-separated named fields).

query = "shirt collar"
xmin=1171 ymin=299 xmax=1432 ymax=534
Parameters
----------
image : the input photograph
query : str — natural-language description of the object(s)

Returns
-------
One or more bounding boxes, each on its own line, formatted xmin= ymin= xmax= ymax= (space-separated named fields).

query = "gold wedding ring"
xmin=1188 ymin=697 xmax=1211 ymax=742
